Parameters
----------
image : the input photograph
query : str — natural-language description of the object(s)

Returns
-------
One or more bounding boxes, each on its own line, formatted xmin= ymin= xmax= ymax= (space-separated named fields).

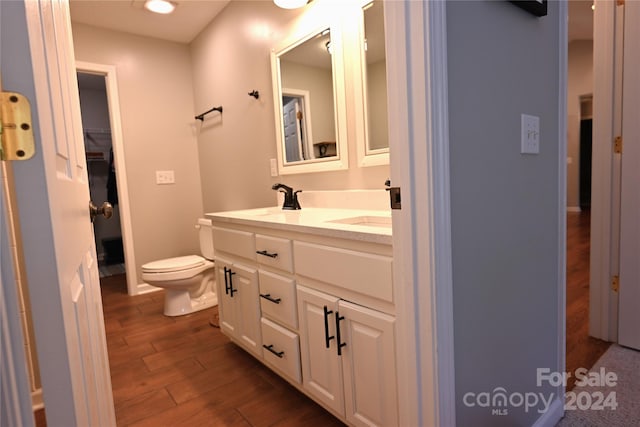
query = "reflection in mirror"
xmin=279 ymin=29 xmax=337 ymax=164
xmin=363 ymin=0 xmax=388 ymax=154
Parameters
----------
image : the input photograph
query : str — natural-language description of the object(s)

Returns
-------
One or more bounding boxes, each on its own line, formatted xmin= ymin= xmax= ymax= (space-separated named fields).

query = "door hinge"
xmin=614 ymin=136 xmax=622 ymax=154
xmin=611 ymin=275 xmax=619 ymax=293
xmin=0 ymin=91 xmax=35 ymax=161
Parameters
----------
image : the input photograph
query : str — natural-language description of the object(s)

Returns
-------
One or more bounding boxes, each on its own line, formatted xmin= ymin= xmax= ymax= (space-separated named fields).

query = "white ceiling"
xmin=569 ymin=0 xmax=594 ymax=42
xmin=69 ymin=0 xmax=593 ymax=46
xmin=69 ymin=0 xmax=231 ymax=44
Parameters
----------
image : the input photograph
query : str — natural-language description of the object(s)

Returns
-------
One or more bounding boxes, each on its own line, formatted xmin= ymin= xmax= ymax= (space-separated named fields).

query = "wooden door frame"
xmin=75 ymin=61 xmax=141 ymax=295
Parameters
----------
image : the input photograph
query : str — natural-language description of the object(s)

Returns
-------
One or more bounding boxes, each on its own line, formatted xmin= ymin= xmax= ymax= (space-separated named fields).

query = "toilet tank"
xmin=197 ymin=218 xmax=215 ymax=260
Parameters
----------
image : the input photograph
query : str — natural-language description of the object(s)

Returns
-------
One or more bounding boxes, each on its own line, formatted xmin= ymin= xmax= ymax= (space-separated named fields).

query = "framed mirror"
xmin=355 ymin=0 xmax=389 ymax=167
xmin=271 ymin=24 xmax=348 ymax=175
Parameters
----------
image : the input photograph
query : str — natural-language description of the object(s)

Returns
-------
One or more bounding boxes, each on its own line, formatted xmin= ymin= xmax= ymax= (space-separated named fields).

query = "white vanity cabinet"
xmin=212 ymin=227 xmax=263 ymax=359
xmin=208 ymin=208 xmax=396 ymax=427
xmin=297 ymin=286 xmax=398 ymax=427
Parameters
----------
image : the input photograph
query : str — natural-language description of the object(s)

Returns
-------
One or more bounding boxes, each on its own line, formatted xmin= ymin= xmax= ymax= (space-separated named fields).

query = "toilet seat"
xmin=142 ymin=255 xmax=206 ymax=273
xmin=142 ymin=255 xmax=214 ymax=282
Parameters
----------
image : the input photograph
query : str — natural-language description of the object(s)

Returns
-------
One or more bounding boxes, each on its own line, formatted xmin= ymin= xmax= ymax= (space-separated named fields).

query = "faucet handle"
xmin=293 ymin=190 xmax=302 ymax=210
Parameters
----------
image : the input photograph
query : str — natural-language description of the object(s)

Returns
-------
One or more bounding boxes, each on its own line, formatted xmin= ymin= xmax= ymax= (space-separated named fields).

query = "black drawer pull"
xmin=260 ymin=293 xmax=282 ymax=304
xmin=263 ymin=344 xmax=285 ymax=358
xmin=256 ymin=250 xmax=278 ymax=259
xmin=323 ymin=305 xmax=334 ymax=349
xmin=336 ymin=311 xmax=346 ymax=356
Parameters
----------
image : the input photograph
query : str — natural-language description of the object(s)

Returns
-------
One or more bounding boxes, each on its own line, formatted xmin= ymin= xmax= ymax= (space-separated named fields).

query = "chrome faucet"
xmin=272 ymin=183 xmax=302 ymax=210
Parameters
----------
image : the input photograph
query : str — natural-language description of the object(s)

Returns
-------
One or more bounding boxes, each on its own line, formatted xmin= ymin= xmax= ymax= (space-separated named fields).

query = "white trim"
xmin=1 ymin=171 xmax=35 ymax=427
xmin=354 ymin=0 xmax=389 ymax=168
xmin=590 ymin=0 xmax=619 ymax=341
xmin=270 ymin=9 xmax=349 ymax=175
xmin=557 ymin=0 xmax=568 ymax=421
xmin=75 ymin=61 xmax=141 ymax=295
xmin=386 ymin=1 xmax=454 ymax=426
xmin=532 ymin=397 xmax=564 ymax=427
xmin=31 ymin=388 xmax=44 ymax=411
xmin=566 ymin=206 xmax=581 ymax=212
xmin=136 ymin=283 xmax=162 ymax=295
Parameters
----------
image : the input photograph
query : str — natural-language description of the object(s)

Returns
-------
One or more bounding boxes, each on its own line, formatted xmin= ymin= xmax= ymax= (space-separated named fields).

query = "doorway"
xmin=77 ymin=72 xmax=124 ymax=278
xmin=76 ymin=62 xmax=140 ymax=295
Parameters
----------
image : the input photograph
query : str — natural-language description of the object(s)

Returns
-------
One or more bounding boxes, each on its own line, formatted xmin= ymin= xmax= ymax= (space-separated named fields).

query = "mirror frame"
xmin=271 ymin=22 xmax=349 ymax=175
xmin=354 ymin=0 xmax=390 ymax=167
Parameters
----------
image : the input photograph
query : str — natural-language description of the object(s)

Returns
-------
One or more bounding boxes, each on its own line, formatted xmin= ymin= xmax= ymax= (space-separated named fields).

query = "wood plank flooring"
xmin=35 ymin=211 xmax=608 ymax=425
xmin=99 ymin=275 xmax=345 ymax=427
xmin=565 ymin=210 xmax=611 ymax=390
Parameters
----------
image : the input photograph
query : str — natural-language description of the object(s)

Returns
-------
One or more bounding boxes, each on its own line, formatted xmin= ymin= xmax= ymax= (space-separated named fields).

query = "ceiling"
xmin=70 ymin=1 xmax=593 ymax=46
xmin=69 ymin=0 xmax=231 ymax=44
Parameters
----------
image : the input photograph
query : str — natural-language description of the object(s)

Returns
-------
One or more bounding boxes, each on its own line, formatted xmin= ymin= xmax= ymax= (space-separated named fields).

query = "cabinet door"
xmin=215 ymin=258 xmax=239 ymax=338
xmin=297 ymin=285 xmax=344 ymax=416
xmin=339 ymin=300 xmax=398 ymax=427
xmin=233 ymin=263 xmax=263 ymax=358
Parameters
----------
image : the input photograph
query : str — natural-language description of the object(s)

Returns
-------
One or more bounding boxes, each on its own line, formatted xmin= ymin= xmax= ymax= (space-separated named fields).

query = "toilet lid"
xmin=142 ymin=255 xmax=205 ymax=273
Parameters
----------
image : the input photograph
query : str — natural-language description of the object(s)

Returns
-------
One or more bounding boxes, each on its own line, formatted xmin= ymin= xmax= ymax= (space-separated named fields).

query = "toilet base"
xmin=163 ymin=289 xmax=218 ymax=317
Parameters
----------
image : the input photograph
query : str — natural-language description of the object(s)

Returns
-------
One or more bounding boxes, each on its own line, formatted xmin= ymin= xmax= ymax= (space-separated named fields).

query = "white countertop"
xmin=206 ymin=206 xmax=392 ymax=245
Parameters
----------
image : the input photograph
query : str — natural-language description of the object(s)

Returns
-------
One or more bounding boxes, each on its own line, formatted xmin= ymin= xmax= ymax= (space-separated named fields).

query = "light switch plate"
xmin=156 ymin=170 xmax=175 ymax=184
xmin=270 ymin=158 xmax=278 ymax=177
xmin=521 ymin=114 xmax=540 ymax=154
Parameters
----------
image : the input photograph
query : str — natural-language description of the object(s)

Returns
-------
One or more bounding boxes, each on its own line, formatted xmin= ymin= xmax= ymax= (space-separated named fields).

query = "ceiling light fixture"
xmin=274 ymin=0 xmax=309 ymax=10
xmin=144 ymin=0 xmax=176 ymax=14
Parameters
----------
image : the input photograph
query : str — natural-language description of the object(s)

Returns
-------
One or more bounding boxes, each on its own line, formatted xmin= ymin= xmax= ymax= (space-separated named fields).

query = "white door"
xmin=618 ymin=0 xmax=640 ymax=350
xmin=339 ymin=300 xmax=398 ymax=427
xmin=2 ymin=1 xmax=115 ymax=425
xmin=233 ymin=262 xmax=262 ymax=357
xmin=283 ymin=98 xmax=303 ymax=162
xmin=297 ymin=285 xmax=344 ymax=415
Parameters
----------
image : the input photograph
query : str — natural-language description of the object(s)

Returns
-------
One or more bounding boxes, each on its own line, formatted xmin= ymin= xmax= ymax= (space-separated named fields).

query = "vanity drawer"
xmin=212 ymin=226 xmax=256 ymax=261
xmin=259 ymin=270 xmax=297 ymax=329
xmin=260 ymin=318 xmax=301 ymax=384
xmin=255 ymin=234 xmax=293 ymax=273
xmin=293 ymin=241 xmax=393 ymax=303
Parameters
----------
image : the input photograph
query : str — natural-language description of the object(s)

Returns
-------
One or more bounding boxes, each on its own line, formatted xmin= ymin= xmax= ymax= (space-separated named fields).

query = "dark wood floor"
xmin=35 ymin=211 xmax=608 ymax=425
xmin=565 ymin=210 xmax=611 ymax=390
xmin=99 ymin=274 xmax=345 ymax=427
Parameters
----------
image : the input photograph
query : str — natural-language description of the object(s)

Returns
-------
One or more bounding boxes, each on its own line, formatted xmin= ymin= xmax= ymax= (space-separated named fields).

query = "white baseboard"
xmin=532 ymin=396 xmax=564 ymax=427
xmin=31 ymin=388 xmax=43 ymax=410
xmin=135 ymin=283 xmax=162 ymax=295
xmin=567 ymin=206 xmax=582 ymax=212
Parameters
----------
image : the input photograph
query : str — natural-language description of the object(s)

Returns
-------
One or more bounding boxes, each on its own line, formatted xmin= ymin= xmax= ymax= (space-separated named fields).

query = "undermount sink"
xmin=327 ymin=215 xmax=392 ymax=229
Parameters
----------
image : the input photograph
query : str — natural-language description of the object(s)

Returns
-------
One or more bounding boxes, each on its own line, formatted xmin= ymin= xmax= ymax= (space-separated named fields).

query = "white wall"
xmin=567 ymin=40 xmax=594 ymax=209
xmin=72 ymin=24 xmax=204 ymax=282
xmin=447 ymin=1 xmax=562 ymax=425
xmin=190 ymin=1 xmax=389 ymax=214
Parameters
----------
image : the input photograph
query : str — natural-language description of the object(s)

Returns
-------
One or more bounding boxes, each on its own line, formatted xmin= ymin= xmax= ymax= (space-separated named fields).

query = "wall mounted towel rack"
xmin=195 ymin=105 xmax=223 ymax=121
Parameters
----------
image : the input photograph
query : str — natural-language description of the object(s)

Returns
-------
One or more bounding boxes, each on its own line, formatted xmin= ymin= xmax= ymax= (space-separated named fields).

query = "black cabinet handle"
xmin=323 ymin=305 xmax=335 ymax=349
xmin=256 ymin=250 xmax=278 ymax=259
xmin=225 ymin=267 xmax=237 ymax=297
xmin=223 ymin=267 xmax=230 ymax=295
xmin=335 ymin=311 xmax=346 ymax=356
xmin=260 ymin=293 xmax=282 ymax=304
xmin=263 ymin=344 xmax=285 ymax=358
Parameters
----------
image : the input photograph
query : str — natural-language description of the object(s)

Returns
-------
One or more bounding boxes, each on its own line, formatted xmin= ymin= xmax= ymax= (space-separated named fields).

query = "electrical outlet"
xmin=156 ymin=170 xmax=175 ymax=184
xmin=521 ymin=114 xmax=540 ymax=154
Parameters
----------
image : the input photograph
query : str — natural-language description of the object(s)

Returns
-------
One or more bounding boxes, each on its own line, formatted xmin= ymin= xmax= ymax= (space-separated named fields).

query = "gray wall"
xmin=72 ymin=24 xmax=204 ymax=283
xmin=447 ymin=1 xmax=561 ymax=425
xmin=190 ymin=1 xmax=389 ymax=214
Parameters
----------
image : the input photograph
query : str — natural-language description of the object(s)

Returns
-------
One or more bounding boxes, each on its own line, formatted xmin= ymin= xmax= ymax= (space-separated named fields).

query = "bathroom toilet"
xmin=141 ymin=218 xmax=217 ymax=316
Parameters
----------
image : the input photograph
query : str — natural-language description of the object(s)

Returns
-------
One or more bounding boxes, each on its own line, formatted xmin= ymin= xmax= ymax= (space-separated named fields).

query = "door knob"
xmin=89 ymin=201 xmax=113 ymax=222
